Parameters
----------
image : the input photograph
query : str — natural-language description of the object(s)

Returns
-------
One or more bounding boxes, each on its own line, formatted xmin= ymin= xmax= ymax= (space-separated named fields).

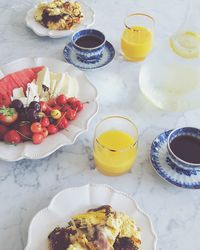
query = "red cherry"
xmin=17 ymin=122 xmax=32 ymax=141
xmin=41 ymin=117 xmax=50 ymax=127
xmin=32 ymin=133 xmax=43 ymax=144
xmin=56 ymin=94 xmax=67 ymax=106
xmin=47 ymin=124 xmax=58 ymax=134
xmin=47 ymin=98 xmax=57 ymax=107
xmin=65 ymin=108 xmax=77 ymax=121
xmin=39 ymin=101 xmax=47 ymax=112
xmin=41 ymin=127 xmax=48 ymax=138
xmin=71 ymin=100 xmax=83 ymax=112
xmin=57 ymin=117 xmax=68 ymax=129
xmin=61 ymin=104 xmax=71 ymax=112
xmin=52 ymin=105 xmax=61 ymax=111
xmin=31 ymin=122 xmax=42 ymax=133
xmin=45 ymin=106 xmax=53 ymax=115
xmin=66 ymin=97 xmax=77 ymax=105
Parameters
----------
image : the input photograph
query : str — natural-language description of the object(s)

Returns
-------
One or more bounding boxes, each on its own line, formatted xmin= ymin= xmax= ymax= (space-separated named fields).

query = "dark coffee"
xmin=75 ymin=35 xmax=103 ymax=48
xmin=170 ymin=135 xmax=200 ymax=164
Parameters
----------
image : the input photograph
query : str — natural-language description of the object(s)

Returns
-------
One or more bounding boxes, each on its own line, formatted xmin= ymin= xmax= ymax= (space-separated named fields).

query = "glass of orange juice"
xmin=93 ymin=116 xmax=138 ymax=176
xmin=121 ymin=13 xmax=155 ymax=61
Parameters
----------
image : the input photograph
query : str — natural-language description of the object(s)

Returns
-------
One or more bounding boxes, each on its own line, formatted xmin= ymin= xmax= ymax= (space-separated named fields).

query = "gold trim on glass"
xmin=94 ymin=116 xmax=138 ymax=153
xmin=124 ymin=13 xmax=155 ymax=30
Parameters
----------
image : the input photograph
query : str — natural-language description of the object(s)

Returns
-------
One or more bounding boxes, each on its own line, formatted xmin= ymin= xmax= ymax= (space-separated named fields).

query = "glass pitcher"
xmin=139 ymin=0 xmax=200 ymax=112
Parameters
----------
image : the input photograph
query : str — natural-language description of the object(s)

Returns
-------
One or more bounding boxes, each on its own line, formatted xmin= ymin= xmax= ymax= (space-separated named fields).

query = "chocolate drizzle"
xmin=88 ymin=205 xmax=113 ymax=216
xmin=41 ymin=10 xmax=64 ymax=27
xmin=113 ymin=237 xmax=138 ymax=250
xmin=48 ymin=227 xmax=76 ymax=250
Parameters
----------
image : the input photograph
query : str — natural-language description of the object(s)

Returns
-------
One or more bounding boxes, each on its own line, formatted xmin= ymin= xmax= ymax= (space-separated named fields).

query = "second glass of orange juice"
xmin=121 ymin=13 xmax=155 ymax=61
xmin=93 ymin=116 xmax=138 ymax=176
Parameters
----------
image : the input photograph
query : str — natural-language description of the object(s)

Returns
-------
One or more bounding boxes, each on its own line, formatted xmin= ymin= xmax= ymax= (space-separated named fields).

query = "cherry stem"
xmin=16 ymin=130 xmax=32 ymax=141
xmin=55 ymin=112 xmax=67 ymax=128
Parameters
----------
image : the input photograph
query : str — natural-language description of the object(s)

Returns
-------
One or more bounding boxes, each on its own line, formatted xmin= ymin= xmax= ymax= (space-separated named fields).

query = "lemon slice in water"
xmin=170 ymin=31 xmax=200 ymax=58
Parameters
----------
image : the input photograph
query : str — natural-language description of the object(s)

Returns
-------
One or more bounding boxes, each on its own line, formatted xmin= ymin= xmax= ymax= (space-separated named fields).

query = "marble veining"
xmin=0 ymin=0 xmax=200 ymax=249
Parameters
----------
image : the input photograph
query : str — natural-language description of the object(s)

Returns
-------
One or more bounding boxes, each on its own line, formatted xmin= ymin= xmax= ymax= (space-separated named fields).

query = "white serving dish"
xmin=25 ymin=0 xmax=95 ymax=38
xmin=0 ymin=57 xmax=98 ymax=161
xmin=25 ymin=184 xmax=157 ymax=250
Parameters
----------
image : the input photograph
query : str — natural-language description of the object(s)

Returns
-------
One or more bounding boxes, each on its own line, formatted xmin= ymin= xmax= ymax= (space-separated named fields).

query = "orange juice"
xmin=94 ymin=130 xmax=137 ymax=176
xmin=121 ymin=26 xmax=153 ymax=61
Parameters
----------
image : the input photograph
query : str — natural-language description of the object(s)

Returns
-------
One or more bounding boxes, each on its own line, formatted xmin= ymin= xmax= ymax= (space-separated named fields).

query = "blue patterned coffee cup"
xmin=71 ymin=29 xmax=106 ymax=64
xmin=167 ymin=127 xmax=200 ymax=175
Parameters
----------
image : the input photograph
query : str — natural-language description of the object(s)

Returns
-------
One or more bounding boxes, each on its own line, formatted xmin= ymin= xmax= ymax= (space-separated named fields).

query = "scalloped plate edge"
xmin=0 ymin=57 xmax=98 ymax=161
xmin=25 ymin=1 xmax=95 ymax=38
xmin=25 ymin=184 xmax=157 ymax=250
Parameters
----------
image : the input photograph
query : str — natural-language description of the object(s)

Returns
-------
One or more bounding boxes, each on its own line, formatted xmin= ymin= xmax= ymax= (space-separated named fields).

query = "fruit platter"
xmin=0 ymin=57 xmax=98 ymax=161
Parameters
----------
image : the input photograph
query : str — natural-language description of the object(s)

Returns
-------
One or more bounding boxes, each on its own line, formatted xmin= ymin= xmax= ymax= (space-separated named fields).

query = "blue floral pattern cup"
xmin=167 ymin=127 xmax=200 ymax=175
xmin=71 ymin=29 xmax=106 ymax=64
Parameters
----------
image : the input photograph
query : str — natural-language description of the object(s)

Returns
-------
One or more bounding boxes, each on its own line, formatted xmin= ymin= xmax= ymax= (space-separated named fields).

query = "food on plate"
xmin=0 ymin=124 xmax=8 ymax=140
xmin=0 ymin=66 xmax=84 ymax=145
xmin=34 ymin=0 xmax=83 ymax=30
xmin=0 ymin=66 xmax=44 ymax=107
xmin=4 ymin=129 xmax=21 ymax=144
xmin=9 ymin=67 xmax=79 ymax=106
xmin=48 ymin=205 xmax=141 ymax=250
xmin=0 ymin=107 xmax=18 ymax=126
xmin=0 ymin=95 xmax=84 ymax=145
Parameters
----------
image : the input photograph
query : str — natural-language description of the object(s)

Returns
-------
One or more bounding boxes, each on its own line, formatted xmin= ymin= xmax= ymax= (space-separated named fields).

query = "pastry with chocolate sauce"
xmin=34 ymin=0 xmax=83 ymax=30
xmin=48 ymin=205 xmax=141 ymax=250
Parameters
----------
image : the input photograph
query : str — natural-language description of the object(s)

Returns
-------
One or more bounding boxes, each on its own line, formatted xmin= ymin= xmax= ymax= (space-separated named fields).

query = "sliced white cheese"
xmin=11 ymin=68 xmax=79 ymax=107
xmin=11 ymin=81 xmax=39 ymax=106
xmin=52 ymin=72 xmax=66 ymax=96
xmin=36 ymin=67 xmax=51 ymax=96
xmin=12 ymin=87 xmax=25 ymax=100
xmin=66 ymin=74 xmax=79 ymax=97
xmin=12 ymin=88 xmax=27 ymax=105
xmin=26 ymin=81 xmax=40 ymax=105
xmin=49 ymin=72 xmax=58 ymax=98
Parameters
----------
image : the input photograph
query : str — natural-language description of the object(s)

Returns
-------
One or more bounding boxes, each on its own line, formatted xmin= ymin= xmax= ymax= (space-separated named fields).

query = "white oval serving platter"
xmin=0 ymin=57 xmax=98 ymax=161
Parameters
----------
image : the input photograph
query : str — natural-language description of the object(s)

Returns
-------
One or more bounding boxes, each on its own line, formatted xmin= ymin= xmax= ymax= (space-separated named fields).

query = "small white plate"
xmin=25 ymin=0 xmax=95 ymax=38
xmin=0 ymin=57 xmax=98 ymax=161
xmin=25 ymin=184 xmax=157 ymax=250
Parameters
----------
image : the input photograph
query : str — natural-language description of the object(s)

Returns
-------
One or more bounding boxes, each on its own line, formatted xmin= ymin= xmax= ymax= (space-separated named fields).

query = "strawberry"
xmin=4 ymin=130 xmax=21 ymax=144
xmin=0 ymin=107 xmax=18 ymax=126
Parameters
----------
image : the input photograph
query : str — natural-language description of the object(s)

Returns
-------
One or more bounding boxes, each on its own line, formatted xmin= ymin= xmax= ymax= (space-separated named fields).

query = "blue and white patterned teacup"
xmin=167 ymin=127 xmax=200 ymax=175
xmin=71 ymin=29 xmax=106 ymax=64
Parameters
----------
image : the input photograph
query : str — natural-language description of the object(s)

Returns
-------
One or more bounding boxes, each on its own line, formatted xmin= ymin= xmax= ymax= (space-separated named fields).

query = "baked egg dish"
xmin=34 ymin=0 xmax=83 ymax=30
xmin=48 ymin=205 xmax=141 ymax=250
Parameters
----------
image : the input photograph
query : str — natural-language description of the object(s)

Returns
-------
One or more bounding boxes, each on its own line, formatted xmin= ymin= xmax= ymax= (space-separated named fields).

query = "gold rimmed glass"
xmin=121 ymin=13 xmax=155 ymax=61
xmin=93 ymin=116 xmax=138 ymax=176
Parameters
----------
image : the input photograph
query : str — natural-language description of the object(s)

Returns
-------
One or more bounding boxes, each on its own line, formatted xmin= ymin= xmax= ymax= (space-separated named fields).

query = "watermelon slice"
xmin=0 ymin=66 xmax=44 ymax=107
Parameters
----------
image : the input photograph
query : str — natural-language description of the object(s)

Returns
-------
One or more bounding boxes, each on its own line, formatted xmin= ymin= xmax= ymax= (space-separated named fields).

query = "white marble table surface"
xmin=0 ymin=0 xmax=200 ymax=249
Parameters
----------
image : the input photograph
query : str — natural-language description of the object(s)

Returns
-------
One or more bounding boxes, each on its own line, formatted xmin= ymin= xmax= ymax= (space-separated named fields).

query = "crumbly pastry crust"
xmin=34 ymin=0 xmax=83 ymax=30
xmin=48 ymin=205 xmax=141 ymax=250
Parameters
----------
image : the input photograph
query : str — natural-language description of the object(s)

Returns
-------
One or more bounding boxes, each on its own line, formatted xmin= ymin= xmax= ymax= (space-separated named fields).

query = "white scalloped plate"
xmin=25 ymin=1 xmax=95 ymax=38
xmin=25 ymin=184 xmax=157 ymax=250
xmin=0 ymin=57 xmax=98 ymax=161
